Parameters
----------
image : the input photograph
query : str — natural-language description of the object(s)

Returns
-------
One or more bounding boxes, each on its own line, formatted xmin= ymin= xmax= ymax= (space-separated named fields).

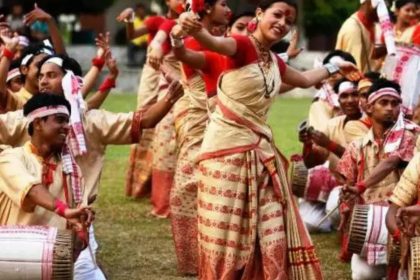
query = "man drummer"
xmin=337 ymin=78 xmax=418 ymax=279
xmin=386 ymin=148 xmax=420 ymax=278
xmin=308 ymin=50 xmax=356 ymax=132
xmin=0 ymin=54 xmax=184 ymax=279
xmin=0 ymin=93 xmax=92 ymax=253
xmin=298 ymin=78 xmax=370 ymax=232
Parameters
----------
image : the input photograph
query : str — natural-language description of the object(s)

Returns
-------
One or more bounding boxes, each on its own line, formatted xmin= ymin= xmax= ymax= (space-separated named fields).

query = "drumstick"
xmin=315 ymin=188 xmax=360 ymax=228
xmin=88 ymin=243 xmax=98 ymax=269
xmin=315 ymin=204 xmax=340 ymax=228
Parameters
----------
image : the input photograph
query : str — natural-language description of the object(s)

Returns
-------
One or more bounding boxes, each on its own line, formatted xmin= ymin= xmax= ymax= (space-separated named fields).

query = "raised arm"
xmin=24 ymin=4 xmax=67 ymax=55
xmin=116 ymin=8 xmax=149 ymax=40
xmin=171 ymin=27 xmax=206 ymax=70
xmin=0 ymin=34 xmax=19 ymax=109
xmin=147 ymin=30 xmax=169 ymax=70
xmin=141 ymin=80 xmax=184 ymax=128
xmin=82 ymin=32 xmax=110 ymax=97
xmin=180 ymin=13 xmax=237 ymax=56
xmin=86 ymin=53 xmax=119 ymax=110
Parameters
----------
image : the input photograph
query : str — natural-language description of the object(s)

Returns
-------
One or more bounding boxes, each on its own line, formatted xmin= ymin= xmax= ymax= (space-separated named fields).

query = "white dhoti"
xmin=298 ymin=200 xmax=332 ymax=233
xmin=74 ymin=226 xmax=106 ymax=280
xmin=351 ymin=254 xmax=386 ymax=280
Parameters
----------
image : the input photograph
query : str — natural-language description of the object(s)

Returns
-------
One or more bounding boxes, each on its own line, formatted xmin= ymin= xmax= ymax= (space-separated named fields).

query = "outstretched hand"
xmin=0 ymin=33 xmax=19 ymax=52
xmin=147 ymin=47 xmax=163 ymax=70
xmin=95 ymin=32 xmax=110 ymax=59
xmin=116 ymin=8 xmax=134 ymax=23
xmin=336 ymin=61 xmax=362 ymax=82
xmin=179 ymin=12 xmax=202 ymax=35
xmin=24 ymin=3 xmax=53 ymax=26
xmin=286 ymin=29 xmax=303 ymax=59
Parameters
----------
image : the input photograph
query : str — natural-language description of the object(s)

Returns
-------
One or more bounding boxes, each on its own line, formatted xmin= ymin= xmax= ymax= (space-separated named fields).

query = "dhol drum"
xmin=348 ymin=204 xmax=389 ymax=265
xmin=411 ymin=236 xmax=420 ymax=280
xmin=290 ymin=156 xmax=337 ymax=203
xmin=0 ymin=226 xmax=74 ymax=280
xmin=382 ymin=43 xmax=420 ymax=116
xmin=387 ymin=235 xmax=401 ymax=267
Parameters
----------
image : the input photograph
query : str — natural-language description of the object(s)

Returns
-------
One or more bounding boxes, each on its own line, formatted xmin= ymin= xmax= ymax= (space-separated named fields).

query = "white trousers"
xmin=351 ymin=254 xmax=386 ymax=280
xmin=74 ymin=226 xmax=106 ymax=280
xmin=299 ymin=200 xmax=332 ymax=233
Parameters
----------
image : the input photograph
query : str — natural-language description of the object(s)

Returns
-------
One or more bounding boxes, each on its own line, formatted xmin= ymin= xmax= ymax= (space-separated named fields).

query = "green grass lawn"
xmin=94 ymin=94 xmax=351 ymax=279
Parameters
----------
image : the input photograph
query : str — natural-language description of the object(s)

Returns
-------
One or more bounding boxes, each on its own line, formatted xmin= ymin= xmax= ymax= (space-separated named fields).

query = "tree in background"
xmin=3 ymin=0 xmax=116 ymax=16
xmin=303 ymin=0 xmax=358 ymax=50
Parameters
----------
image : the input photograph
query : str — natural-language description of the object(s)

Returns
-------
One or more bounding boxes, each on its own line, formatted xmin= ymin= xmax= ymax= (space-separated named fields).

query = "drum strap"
xmin=353 ymin=17 xmax=372 ymax=72
xmin=62 ymin=172 xmax=70 ymax=207
xmin=357 ymin=146 xmax=366 ymax=185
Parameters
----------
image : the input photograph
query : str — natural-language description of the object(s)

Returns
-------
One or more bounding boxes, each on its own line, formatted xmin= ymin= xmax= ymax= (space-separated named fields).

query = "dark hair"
xmin=363 ymin=71 xmax=381 ymax=82
xmin=333 ymin=78 xmax=356 ymax=94
xmin=9 ymin=59 xmax=20 ymax=72
xmin=37 ymin=55 xmax=83 ymax=77
xmin=257 ymin=0 xmax=298 ymax=11
xmin=196 ymin=0 xmax=218 ymax=18
xmin=395 ymin=0 xmax=418 ymax=9
xmin=135 ymin=2 xmax=146 ymax=9
xmin=7 ymin=59 xmax=21 ymax=85
xmin=19 ymin=42 xmax=54 ymax=67
xmin=229 ymin=11 xmax=255 ymax=27
xmin=323 ymin=50 xmax=356 ymax=65
xmin=367 ymin=78 xmax=401 ymax=98
xmin=24 ymin=93 xmax=71 ymax=135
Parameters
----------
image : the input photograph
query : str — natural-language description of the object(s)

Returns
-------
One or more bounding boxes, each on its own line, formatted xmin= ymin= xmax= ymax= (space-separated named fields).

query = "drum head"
xmin=348 ymin=204 xmax=370 ymax=255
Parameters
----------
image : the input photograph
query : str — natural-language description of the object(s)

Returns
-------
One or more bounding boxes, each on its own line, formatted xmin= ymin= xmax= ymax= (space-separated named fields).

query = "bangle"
xmin=326 ymin=141 xmax=338 ymax=153
xmin=170 ymin=34 xmax=184 ymax=48
xmin=92 ymin=57 xmax=105 ymax=71
xmin=2 ymin=48 xmax=15 ymax=60
xmin=392 ymin=228 xmax=401 ymax=242
xmin=54 ymin=199 xmax=68 ymax=217
xmin=324 ymin=63 xmax=340 ymax=76
xmin=98 ymin=77 xmax=116 ymax=93
xmin=356 ymin=181 xmax=367 ymax=194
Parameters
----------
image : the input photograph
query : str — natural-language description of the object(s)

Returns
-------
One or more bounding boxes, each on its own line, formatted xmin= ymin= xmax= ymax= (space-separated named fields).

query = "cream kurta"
xmin=317 ymin=115 xmax=369 ymax=170
xmin=0 ymin=109 xmax=141 ymax=204
xmin=5 ymin=87 xmax=33 ymax=112
xmin=308 ymin=100 xmax=340 ymax=132
xmin=0 ymin=142 xmax=82 ymax=229
xmin=336 ymin=13 xmax=381 ymax=73
xmin=389 ymin=152 xmax=420 ymax=207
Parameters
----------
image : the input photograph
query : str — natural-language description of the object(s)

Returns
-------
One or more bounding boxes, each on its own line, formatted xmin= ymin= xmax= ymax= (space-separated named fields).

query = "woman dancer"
xmin=179 ymin=0 xmax=360 ymax=278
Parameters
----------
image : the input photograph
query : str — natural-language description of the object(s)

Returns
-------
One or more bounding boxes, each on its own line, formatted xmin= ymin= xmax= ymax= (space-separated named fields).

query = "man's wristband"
xmin=2 ymin=48 xmax=15 ymax=60
xmin=92 ymin=57 xmax=105 ymax=71
xmin=54 ymin=199 xmax=69 ymax=218
xmin=99 ymin=77 xmax=116 ymax=93
xmin=392 ymin=228 xmax=401 ymax=242
xmin=356 ymin=181 xmax=367 ymax=194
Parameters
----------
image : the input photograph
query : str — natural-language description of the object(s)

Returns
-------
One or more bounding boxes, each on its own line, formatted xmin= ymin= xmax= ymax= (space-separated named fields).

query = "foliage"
xmin=23 ymin=0 xmax=116 ymax=15
xmin=303 ymin=0 xmax=358 ymax=37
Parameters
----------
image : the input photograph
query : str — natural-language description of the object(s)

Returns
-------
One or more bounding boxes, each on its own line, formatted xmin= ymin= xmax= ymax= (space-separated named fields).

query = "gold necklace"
xmin=250 ymin=34 xmax=275 ymax=98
